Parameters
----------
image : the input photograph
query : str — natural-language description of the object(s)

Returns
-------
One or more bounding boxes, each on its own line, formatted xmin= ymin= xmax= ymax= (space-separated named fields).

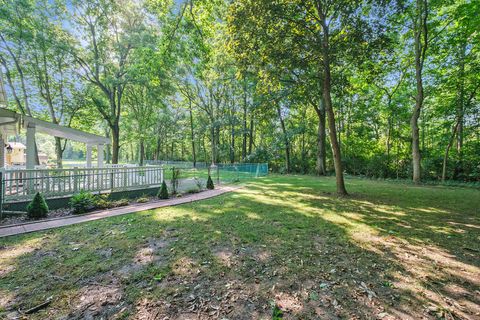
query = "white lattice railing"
xmin=2 ymin=166 xmax=164 ymax=202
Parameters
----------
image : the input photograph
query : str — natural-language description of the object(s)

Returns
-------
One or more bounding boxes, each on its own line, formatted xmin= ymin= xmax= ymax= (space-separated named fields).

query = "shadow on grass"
xmin=0 ymin=175 xmax=479 ymax=319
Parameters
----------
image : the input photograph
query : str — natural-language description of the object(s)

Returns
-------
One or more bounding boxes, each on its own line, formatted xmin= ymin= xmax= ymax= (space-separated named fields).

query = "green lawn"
xmin=1 ymin=175 xmax=479 ymax=319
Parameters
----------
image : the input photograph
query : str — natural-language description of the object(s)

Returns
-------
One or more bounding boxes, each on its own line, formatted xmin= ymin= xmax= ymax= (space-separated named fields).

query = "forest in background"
xmin=0 ymin=0 xmax=479 ymax=191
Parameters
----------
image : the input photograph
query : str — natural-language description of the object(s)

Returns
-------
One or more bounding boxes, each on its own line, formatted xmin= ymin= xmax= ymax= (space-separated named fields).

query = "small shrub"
xmin=111 ymin=199 xmax=129 ymax=207
xmin=70 ymin=190 xmax=95 ymax=214
xmin=158 ymin=181 xmax=169 ymax=199
xmin=26 ymin=192 xmax=49 ymax=219
xmin=94 ymin=194 xmax=113 ymax=209
xmin=136 ymin=197 xmax=150 ymax=203
xmin=206 ymin=175 xmax=214 ymax=190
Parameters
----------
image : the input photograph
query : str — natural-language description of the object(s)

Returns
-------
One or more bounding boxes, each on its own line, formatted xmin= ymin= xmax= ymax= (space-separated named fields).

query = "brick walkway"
xmin=0 ymin=186 xmax=241 ymax=238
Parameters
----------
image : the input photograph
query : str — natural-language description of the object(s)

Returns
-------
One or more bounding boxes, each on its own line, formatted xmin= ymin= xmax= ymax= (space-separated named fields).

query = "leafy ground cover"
xmin=0 ymin=175 xmax=479 ymax=319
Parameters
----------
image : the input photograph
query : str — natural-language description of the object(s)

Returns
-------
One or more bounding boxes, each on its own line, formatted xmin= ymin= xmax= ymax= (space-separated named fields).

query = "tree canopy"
xmin=0 ymin=0 xmax=479 ymax=193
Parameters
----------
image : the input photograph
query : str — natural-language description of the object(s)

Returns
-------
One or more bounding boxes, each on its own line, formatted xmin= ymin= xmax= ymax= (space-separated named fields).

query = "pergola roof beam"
xmin=23 ymin=116 xmax=110 ymax=145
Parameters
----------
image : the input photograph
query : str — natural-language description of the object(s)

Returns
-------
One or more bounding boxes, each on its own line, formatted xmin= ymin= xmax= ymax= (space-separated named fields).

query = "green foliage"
xmin=1 ymin=0 xmax=478 ymax=184
xmin=111 ymin=199 xmax=129 ymax=207
xmin=136 ymin=197 xmax=150 ymax=203
xmin=94 ymin=194 xmax=114 ymax=209
xmin=26 ymin=192 xmax=49 ymax=219
xmin=272 ymin=305 xmax=283 ymax=319
xmin=206 ymin=175 xmax=214 ymax=190
xmin=158 ymin=181 xmax=169 ymax=199
xmin=70 ymin=191 xmax=95 ymax=214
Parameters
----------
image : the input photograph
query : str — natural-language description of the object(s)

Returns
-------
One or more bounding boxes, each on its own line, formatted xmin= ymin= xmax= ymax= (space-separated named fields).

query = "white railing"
xmin=2 ymin=166 xmax=164 ymax=202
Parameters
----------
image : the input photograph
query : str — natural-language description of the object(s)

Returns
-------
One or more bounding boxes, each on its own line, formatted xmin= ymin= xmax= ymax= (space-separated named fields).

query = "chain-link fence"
xmin=160 ymin=162 xmax=268 ymax=192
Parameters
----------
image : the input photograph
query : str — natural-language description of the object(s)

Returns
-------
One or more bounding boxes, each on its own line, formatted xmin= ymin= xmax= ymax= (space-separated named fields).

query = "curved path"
xmin=0 ymin=185 xmax=241 ymax=238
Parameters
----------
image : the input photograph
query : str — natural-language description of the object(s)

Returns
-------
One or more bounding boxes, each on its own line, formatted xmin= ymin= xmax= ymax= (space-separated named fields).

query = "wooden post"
xmin=97 ymin=144 xmax=104 ymax=168
xmin=26 ymin=123 xmax=36 ymax=193
xmin=86 ymin=144 xmax=92 ymax=168
xmin=26 ymin=123 xmax=36 ymax=170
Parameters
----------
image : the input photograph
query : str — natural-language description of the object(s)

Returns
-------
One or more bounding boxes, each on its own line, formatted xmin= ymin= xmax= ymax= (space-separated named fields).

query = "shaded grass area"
xmin=0 ymin=175 xmax=479 ymax=319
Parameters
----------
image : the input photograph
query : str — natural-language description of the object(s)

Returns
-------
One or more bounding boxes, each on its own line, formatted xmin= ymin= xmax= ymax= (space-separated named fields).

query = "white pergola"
xmin=0 ymin=108 xmax=110 ymax=169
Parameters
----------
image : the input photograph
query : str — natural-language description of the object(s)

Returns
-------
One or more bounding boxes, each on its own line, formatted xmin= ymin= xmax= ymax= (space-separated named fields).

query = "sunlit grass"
xmin=0 ymin=174 xmax=478 ymax=319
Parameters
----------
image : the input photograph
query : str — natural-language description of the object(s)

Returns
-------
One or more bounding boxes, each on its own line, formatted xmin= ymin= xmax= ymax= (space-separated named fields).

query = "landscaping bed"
xmin=0 ymin=185 xmax=207 ymax=228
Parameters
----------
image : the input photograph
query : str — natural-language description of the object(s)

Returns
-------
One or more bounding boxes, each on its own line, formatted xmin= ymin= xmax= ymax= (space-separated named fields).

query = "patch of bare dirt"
xmin=117 ymin=237 xmax=173 ymax=278
xmin=67 ymin=277 xmax=124 ymax=320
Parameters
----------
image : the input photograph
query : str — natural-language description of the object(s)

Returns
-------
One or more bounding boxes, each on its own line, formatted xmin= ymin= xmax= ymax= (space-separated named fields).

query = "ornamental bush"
xmin=206 ymin=175 xmax=214 ymax=190
xmin=111 ymin=199 xmax=129 ymax=207
xmin=94 ymin=194 xmax=114 ymax=209
xmin=70 ymin=190 xmax=95 ymax=214
xmin=26 ymin=192 xmax=49 ymax=219
xmin=158 ymin=181 xmax=169 ymax=199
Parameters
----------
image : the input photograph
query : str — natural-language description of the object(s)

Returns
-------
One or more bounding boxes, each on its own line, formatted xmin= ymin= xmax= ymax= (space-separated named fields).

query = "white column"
xmin=26 ymin=123 xmax=36 ymax=169
xmin=97 ymin=144 xmax=104 ymax=168
xmin=86 ymin=144 xmax=92 ymax=168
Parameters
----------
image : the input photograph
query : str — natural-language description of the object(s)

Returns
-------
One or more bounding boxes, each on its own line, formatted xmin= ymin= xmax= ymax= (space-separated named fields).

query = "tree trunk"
xmin=411 ymin=96 xmax=422 ymax=183
xmin=139 ymin=140 xmax=145 ymax=166
xmin=455 ymin=41 xmax=466 ymax=179
xmin=189 ymin=106 xmax=196 ymax=167
xmin=301 ymin=130 xmax=306 ymax=174
xmin=55 ymin=137 xmax=63 ymax=168
xmin=111 ymin=123 xmax=120 ymax=164
xmin=314 ymin=99 xmax=327 ymax=175
xmin=230 ymin=122 xmax=235 ymax=164
xmin=442 ymin=120 xmax=460 ymax=182
xmin=276 ymin=106 xmax=291 ymax=173
xmin=248 ymin=116 xmax=254 ymax=155
xmin=242 ymin=98 xmax=247 ymax=160
xmin=318 ymin=13 xmax=347 ymax=195
xmin=210 ymin=122 xmax=216 ymax=165
xmin=411 ymin=0 xmax=428 ymax=184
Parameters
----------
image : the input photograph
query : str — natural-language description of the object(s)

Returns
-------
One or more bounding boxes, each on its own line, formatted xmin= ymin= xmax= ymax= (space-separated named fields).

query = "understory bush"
xmin=94 ymin=194 xmax=113 ymax=209
xmin=70 ymin=190 xmax=95 ymax=214
xmin=112 ymin=199 xmax=129 ymax=207
xmin=136 ymin=196 xmax=150 ymax=203
xmin=206 ymin=175 xmax=214 ymax=190
xmin=158 ymin=181 xmax=169 ymax=199
xmin=26 ymin=192 xmax=49 ymax=219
